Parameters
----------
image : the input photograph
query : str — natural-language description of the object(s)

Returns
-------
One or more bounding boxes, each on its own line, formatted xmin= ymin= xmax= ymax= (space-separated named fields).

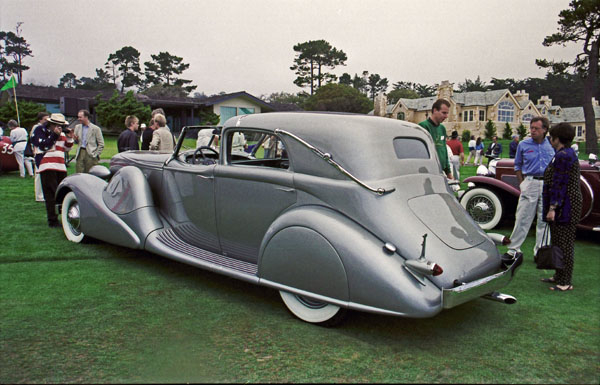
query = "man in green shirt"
xmin=418 ymin=99 xmax=452 ymax=179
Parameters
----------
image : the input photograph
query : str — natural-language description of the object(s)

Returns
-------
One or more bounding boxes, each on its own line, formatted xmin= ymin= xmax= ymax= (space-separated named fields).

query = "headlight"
xmin=476 ymin=165 xmax=489 ymax=176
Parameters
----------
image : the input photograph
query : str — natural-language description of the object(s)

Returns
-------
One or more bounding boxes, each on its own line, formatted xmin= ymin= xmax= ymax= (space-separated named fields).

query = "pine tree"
xmin=484 ymin=120 xmax=497 ymax=139
xmin=502 ymin=122 xmax=512 ymax=140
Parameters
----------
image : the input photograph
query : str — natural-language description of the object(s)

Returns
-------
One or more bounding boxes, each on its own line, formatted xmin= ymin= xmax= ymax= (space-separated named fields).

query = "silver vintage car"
xmin=56 ymin=112 xmax=522 ymax=325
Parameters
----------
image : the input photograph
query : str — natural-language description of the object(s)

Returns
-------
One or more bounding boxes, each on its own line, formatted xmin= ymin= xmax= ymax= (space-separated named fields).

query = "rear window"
xmin=393 ymin=137 xmax=430 ymax=159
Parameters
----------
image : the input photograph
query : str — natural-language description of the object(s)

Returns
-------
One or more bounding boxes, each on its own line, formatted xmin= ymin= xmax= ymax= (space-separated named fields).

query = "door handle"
xmin=197 ymin=174 xmax=214 ymax=180
xmin=275 ymin=187 xmax=295 ymax=192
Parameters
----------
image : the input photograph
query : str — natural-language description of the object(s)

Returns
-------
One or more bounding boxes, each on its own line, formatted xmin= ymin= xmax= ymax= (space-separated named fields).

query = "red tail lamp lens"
xmin=432 ymin=264 xmax=444 ymax=276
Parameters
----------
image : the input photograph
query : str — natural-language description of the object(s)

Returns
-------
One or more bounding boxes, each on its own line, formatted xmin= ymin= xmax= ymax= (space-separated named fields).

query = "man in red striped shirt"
xmin=32 ymin=113 xmax=74 ymax=227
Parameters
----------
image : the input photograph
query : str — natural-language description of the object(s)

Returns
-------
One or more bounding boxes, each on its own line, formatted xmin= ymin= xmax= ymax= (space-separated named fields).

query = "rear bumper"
xmin=442 ymin=254 xmax=522 ymax=309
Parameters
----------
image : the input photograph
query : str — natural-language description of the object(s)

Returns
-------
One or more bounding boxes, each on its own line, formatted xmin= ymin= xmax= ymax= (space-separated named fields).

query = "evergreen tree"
xmin=536 ymin=0 xmax=600 ymax=154
xmin=106 ymin=46 xmax=144 ymax=92
xmin=366 ymin=73 xmax=389 ymax=101
xmin=0 ymin=99 xmax=45 ymax=129
xmin=303 ymin=83 xmax=372 ymax=113
xmin=95 ymin=90 xmax=151 ymax=133
xmin=58 ymin=73 xmax=80 ymax=88
xmin=484 ymin=119 xmax=497 ymax=140
xmin=0 ymin=23 xmax=33 ymax=83
xmin=502 ymin=122 xmax=512 ymax=140
xmin=517 ymin=123 xmax=528 ymax=139
xmin=144 ymin=51 xmax=196 ymax=93
xmin=291 ymin=40 xmax=347 ymax=95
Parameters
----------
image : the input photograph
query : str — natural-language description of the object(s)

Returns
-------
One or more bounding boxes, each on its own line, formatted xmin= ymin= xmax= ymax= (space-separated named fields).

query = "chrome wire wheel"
xmin=460 ymin=187 xmax=503 ymax=230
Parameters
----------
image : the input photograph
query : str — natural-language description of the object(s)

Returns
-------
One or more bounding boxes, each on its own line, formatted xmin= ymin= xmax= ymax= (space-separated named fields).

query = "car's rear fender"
xmin=57 ymin=166 xmax=163 ymax=249
xmin=258 ymin=205 xmax=442 ymax=318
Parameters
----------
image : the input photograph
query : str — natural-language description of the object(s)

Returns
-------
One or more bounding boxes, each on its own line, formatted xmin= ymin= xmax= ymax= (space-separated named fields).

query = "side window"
xmin=393 ymin=137 xmax=430 ymax=159
xmin=227 ymin=130 xmax=289 ymax=170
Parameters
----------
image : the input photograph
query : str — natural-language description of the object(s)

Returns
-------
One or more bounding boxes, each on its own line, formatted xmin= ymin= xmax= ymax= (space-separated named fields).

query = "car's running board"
xmin=145 ymin=228 xmax=259 ymax=284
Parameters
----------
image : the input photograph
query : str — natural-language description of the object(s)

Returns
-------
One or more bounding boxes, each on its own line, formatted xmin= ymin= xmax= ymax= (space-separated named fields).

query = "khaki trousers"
xmin=75 ymin=148 xmax=98 ymax=173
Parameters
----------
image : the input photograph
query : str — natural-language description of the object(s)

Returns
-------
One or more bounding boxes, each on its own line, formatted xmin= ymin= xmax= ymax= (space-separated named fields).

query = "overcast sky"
xmin=0 ymin=0 xmax=581 ymax=97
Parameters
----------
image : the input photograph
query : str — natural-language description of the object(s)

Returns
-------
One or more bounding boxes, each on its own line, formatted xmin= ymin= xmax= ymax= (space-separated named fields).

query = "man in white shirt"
xmin=8 ymin=120 xmax=33 ymax=178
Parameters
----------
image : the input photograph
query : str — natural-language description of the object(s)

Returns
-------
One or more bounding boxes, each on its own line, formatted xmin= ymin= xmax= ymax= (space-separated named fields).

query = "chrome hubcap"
xmin=67 ymin=202 xmax=81 ymax=235
xmin=467 ymin=196 xmax=495 ymax=223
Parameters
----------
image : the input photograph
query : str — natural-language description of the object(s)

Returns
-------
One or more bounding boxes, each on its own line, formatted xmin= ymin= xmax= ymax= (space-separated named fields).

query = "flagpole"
xmin=1 ymin=74 xmax=20 ymax=126
xmin=13 ymin=82 xmax=20 ymax=127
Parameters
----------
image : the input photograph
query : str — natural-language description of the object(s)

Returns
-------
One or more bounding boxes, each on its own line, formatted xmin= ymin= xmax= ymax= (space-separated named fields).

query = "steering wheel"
xmin=192 ymin=146 xmax=219 ymax=165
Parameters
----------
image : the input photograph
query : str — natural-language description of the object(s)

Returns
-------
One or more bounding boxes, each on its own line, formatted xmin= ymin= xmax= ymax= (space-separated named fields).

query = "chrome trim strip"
xmin=580 ymin=175 xmax=594 ymax=219
xmin=274 ymin=128 xmax=394 ymax=195
xmin=258 ymin=278 xmax=415 ymax=317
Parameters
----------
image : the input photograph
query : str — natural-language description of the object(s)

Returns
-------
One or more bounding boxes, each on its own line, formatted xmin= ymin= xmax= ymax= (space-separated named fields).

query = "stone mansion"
xmin=372 ymin=80 xmax=600 ymax=141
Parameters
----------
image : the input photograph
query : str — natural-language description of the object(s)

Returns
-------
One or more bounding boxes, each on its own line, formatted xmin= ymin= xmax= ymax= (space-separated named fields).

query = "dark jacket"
xmin=117 ymin=129 xmax=139 ymax=153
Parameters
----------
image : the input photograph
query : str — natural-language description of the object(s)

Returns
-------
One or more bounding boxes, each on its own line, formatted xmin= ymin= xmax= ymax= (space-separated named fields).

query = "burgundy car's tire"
xmin=61 ymin=192 xmax=86 ymax=243
xmin=460 ymin=187 xmax=503 ymax=230
xmin=279 ymin=291 xmax=347 ymax=326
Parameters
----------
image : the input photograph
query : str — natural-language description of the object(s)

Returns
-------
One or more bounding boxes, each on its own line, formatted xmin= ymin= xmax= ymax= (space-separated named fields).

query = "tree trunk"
xmin=583 ymin=39 xmax=599 ymax=155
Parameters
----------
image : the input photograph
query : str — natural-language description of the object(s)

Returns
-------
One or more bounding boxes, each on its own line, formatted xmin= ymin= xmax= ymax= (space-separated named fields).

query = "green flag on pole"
xmin=1 ymin=75 xmax=17 ymax=91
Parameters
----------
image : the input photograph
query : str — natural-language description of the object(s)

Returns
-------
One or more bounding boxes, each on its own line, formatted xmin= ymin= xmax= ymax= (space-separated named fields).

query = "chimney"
xmin=514 ymin=90 xmax=529 ymax=103
xmin=374 ymin=93 xmax=387 ymax=117
xmin=437 ymin=80 xmax=453 ymax=100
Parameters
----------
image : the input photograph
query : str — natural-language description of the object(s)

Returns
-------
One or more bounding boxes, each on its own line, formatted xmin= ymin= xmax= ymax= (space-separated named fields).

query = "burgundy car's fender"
xmin=462 ymin=176 xmax=521 ymax=198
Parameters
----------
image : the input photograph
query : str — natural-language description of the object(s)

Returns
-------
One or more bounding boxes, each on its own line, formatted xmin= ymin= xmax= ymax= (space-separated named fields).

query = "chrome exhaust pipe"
xmin=482 ymin=291 xmax=517 ymax=305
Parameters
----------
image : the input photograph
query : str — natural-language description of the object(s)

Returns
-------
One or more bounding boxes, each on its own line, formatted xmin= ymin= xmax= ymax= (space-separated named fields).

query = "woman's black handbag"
xmin=535 ymin=224 xmax=565 ymax=270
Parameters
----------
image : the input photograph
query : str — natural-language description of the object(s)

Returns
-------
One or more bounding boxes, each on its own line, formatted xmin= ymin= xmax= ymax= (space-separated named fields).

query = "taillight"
xmin=432 ymin=263 xmax=443 ymax=276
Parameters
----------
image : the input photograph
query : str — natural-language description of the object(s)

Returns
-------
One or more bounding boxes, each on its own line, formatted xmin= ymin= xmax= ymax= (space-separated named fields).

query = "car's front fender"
xmin=57 ymin=166 xmax=163 ymax=249
xmin=462 ymin=176 xmax=521 ymax=198
xmin=258 ymin=205 xmax=442 ymax=318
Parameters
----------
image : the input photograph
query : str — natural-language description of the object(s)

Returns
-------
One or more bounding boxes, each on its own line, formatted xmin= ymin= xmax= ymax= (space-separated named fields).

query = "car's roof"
xmin=224 ymin=112 xmax=440 ymax=181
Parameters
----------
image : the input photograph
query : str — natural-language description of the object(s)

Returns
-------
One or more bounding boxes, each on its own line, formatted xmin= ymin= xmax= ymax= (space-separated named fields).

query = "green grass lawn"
xmin=1 ymin=153 xmax=599 ymax=383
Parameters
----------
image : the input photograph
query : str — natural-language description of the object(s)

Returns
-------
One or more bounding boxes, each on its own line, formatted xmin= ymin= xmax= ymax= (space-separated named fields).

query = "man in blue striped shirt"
xmin=505 ymin=116 xmax=555 ymax=259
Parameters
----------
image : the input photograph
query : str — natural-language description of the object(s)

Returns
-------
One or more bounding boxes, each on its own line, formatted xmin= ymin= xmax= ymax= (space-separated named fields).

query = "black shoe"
xmin=48 ymin=221 xmax=61 ymax=228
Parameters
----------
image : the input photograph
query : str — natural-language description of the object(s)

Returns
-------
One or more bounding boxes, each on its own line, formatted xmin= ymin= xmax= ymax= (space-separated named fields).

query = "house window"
xmin=577 ymin=126 xmax=583 ymax=137
xmin=498 ymin=101 xmax=514 ymax=122
xmin=220 ymin=106 xmax=237 ymax=124
xmin=522 ymin=113 xmax=533 ymax=123
xmin=239 ymin=107 xmax=255 ymax=115
xmin=219 ymin=106 xmax=256 ymax=124
xmin=479 ymin=110 xmax=485 ymax=121
xmin=463 ymin=112 xmax=468 ymax=122
xmin=469 ymin=110 xmax=474 ymax=121
xmin=397 ymin=112 xmax=405 ymax=120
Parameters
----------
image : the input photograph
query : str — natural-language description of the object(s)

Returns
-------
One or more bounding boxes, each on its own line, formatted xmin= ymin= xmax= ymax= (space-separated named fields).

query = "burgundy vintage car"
xmin=459 ymin=155 xmax=600 ymax=232
xmin=0 ymin=136 xmax=19 ymax=173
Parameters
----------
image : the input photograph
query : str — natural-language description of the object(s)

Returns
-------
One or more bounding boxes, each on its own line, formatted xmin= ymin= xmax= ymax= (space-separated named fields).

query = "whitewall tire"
xmin=279 ymin=291 xmax=346 ymax=326
xmin=460 ymin=187 xmax=503 ymax=230
xmin=61 ymin=191 xmax=85 ymax=243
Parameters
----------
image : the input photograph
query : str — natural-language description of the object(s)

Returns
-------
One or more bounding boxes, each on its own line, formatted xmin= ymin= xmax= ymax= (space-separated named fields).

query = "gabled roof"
xmin=451 ymin=89 xmax=509 ymax=107
xmin=549 ymin=106 xmax=600 ymax=123
xmin=197 ymin=91 xmax=275 ymax=111
xmin=393 ymin=88 xmax=512 ymax=112
xmin=6 ymin=85 xmax=277 ymax=112
xmin=7 ymin=84 xmax=116 ymax=102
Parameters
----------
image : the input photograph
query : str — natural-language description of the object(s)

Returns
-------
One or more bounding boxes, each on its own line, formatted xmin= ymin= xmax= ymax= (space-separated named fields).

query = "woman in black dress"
xmin=541 ymin=122 xmax=582 ymax=292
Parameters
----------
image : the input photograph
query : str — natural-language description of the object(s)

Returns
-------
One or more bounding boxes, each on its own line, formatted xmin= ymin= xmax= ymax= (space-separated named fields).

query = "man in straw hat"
xmin=31 ymin=113 xmax=74 ymax=227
